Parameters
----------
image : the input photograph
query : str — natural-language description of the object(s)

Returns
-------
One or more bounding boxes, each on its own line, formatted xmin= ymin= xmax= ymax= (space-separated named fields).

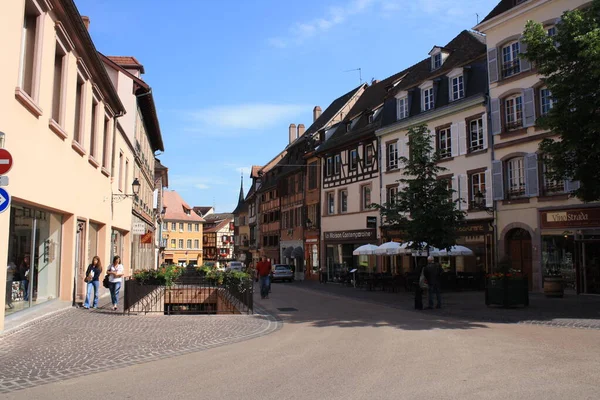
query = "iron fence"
xmin=123 ymin=274 xmax=253 ymax=315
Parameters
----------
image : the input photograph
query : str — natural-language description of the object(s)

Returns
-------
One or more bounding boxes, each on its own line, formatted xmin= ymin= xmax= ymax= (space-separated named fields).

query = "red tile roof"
xmin=107 ymin=56 xmax=145 ymax=73
xmin=163 ymin=191 xmax=205 ymax=222
xmin=204 ymin=219 xmax=232 ymax=233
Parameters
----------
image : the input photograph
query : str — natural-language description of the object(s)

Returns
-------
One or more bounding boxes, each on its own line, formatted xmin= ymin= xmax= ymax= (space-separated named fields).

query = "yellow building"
xmin=162 ymin=191 xmax=204 ymax=266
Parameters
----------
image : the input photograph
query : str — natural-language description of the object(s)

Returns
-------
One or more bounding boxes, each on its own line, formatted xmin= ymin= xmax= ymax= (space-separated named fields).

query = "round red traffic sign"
xmin=0 ymin=149 xmax=13 ymax=175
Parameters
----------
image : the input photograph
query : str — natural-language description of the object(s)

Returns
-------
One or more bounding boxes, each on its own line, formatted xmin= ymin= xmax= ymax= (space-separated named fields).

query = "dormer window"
xmin=346 ymin=122 xmax=351 ymax=132
xmin=433 ymin=53 xmax=442 ymax=69
xmin=419 ymin=82 xmax=435 ymax=112
xmin=447 ymin=68 xmax=465 ymax=102
xmin=368 ymin=113 xmax=374 ymax=124
xmin=429 ymin=47 xmax=448 ymax=71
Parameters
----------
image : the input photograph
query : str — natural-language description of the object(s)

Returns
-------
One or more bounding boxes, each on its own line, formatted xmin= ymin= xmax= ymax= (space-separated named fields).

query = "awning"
xmin=292 ymin=246 xmax=304 ymax=258
xmin=283 ymin=246 xmax=294 ymax=258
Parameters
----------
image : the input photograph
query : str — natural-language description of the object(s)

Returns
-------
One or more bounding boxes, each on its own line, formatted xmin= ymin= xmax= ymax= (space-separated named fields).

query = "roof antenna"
xmin=345 ymin=68 xmax=362 ymax=84
xmin=213 ymin=196 xmax=216 ymax=211
xmin=476 ymin=13 xmax=479 ymax=25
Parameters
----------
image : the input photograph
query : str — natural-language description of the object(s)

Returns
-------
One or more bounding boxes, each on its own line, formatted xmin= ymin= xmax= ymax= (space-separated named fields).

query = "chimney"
xmin=289 ymin=123 xmax=296 ymax=144
xmin=81 ymin=16 xmax=90 ymax=30
xmin=297 ymin=124 xmax=305 ymax=138
xmin=313 ymin=106 xmax=322 ymax=122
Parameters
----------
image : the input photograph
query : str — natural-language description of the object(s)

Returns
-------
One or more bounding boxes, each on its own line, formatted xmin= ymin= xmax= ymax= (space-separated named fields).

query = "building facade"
xmin=162 ymin=191 xmax=204 ymax=266
xmin=201 ymin=213 xmax=235 ymax=267
xmin=154 ymin=158 xmax=168 ymax=268
xmin=377 ymin=30 xmax=493 ymax=278
xmin=475 ymin=0 xmax=593 ymax=293
xmin=233 ymin=176 xmax=251 ymax=267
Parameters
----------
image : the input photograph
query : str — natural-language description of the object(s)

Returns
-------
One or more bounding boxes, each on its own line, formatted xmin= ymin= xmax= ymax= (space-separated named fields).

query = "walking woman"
xmin=83 ymin=256 xmax=102 ymax=309
xmin=107 ymin=255 xmax=124 ymax=311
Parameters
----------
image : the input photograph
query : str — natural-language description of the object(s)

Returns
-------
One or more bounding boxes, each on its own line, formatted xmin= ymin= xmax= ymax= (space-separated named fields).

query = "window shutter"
xmin=523 ymin=88 xmax=536 ymax=127
xmin=404 ymin=137 xmax=411 ymax=163
xmin=451 ymin=176 xmax=459 ymax=204
xmin=524 ymin=153 xmax=539 ymax=197
xmin=459 ymin=174 xmax=468 ymax=211
xmin=490 ymin=98 xmax=502 ymax=135
xmin=458 ymin=121 xmax=467 ymax=156
xmin=555 ymin=17 xmax=562 ymax=48
xmin=492 ymin=160 xmax=504 ymax=200
xmin=564 ymin=179 xmax=581 ymax=193
xmin=407 ymin=91 xmax=414 ymax=117
xmin=487 ymin=48 xmax=499 ymax=84
xmin=428 ymin=132 xmax=436 ymax=158
xmin=519 ymin=37 xmax=531 ymax=72
xmin=450 ymin=123 xmax=459 ymax=157
xmin=485 ymin=169 xmax=493 ymax=207
xmin=482 ymin=113 xmax=488 ymax=149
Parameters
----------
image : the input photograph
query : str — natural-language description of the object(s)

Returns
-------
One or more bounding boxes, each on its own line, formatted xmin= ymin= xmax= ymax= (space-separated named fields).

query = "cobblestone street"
xmin=0 ymin=306 xmax=280 ymax=394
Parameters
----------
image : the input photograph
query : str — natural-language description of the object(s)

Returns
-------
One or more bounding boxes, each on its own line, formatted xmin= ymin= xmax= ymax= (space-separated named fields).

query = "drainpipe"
xmin=486 ymin=94 xmax=499 ymax=273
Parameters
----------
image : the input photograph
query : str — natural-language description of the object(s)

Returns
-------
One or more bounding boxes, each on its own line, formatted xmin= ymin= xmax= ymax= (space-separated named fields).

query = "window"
xmin=451 ymin=75 xmax=464 ymax=101
xmin=542 ymin=157 xmax=564 ymax=195
xmin=327 ymin=192 xmax=335 ymax=215
xmin=387 ymin=142 xmax=398 ymax=170
xmin=507 ymin=157 xmax=526 ymax=198
xmin=361 ymin=185 xmax=372 ymax=210
xmin=368 ymin=114 xmax=374 ymax=124
xmin=187 ymin=223 xmax=192 ymax=231
xmin=170 ymin=239 xmax=176 ymax=249
xmin=423 ymin=87 xmax=434 ymax=111
xmin=163 ymin=222 xmax=168 ymax=230
xmin=334 ymin=154 xmax=341 ymax=175
xmin=540 ymin=88 xmax=554 ymax=115
xmin=52 ymin=42 xmax=67 ymax=124
xmin=124 ymin=160 xmax=129 ymax=192
xmin=432 ymin=53 xmax=442 ymax=70
xmin=502 ymin=41 xmax=521 ymax=78
xmin=179 ymin=223 xmax=184 ymax=231
xmin=469 ymin=118 xmax=484 ymax=152
xmin=307 ymin=204 xmax=319 ymax=228
xmin=346 ymin=123 xmax=351 ymax=132
xmin=387 ymin=186 xmax=398 ymax=205
xmin=178 ymin=239 xmax=184 ymax=249
xmin=74 ymin=74 xmax=86 ymax=144
xmin=195 ymin=223 xmax=200 ymax=232
xmin=118 ymin=152 xmax=124 ymax=191
xmin=171 ymin=222 xmax=176 ymax=230
xmin=90 ymin=98 xmax=98 ymax=158
xmin=364 ymin=144 xmax=374 ymax=166
xmin=194 ymin=239 xmax=200 ymax=249
xmin=19 ymin=1 xmax=42 ymax=98
xmin=547 ymin=26 xmax=557 ymax=37
xmin=505 ymin=95 xmax=523 ymax=130
xmin=397 ymin=97 xmax=409 ymax=120
xmin=203 ymin=236 xmax=208 ymax=244
xmin=470 ymin=172 xmax=486 ymax=209
xmin=308 ymin=161 xmax=317 ymax=189
xmin=187 ymin=239 xmax=192 ymax=249
xmin=102 ymin=117 xmax=110 ymax=169
xmin=340 ymin=190 xmax=348 ymax=213
xmin=350 ymin=149 xmax=358 ymax=171
xmin=326 ymin=157 xmax=333 ymax=177
xmin=437 ymin=127 xmax=452 ymax=159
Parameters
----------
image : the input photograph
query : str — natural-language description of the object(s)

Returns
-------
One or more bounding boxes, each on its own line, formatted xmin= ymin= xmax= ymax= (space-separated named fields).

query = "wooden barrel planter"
xmin=543 ymin=277 xmax=564 ymax=298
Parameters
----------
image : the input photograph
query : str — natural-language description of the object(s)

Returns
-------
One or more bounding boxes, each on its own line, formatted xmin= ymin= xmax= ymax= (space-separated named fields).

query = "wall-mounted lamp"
xmin=473 ymin=191 xmax=494 ymax=215
xmin=113 ymin=178 xmax=141 ymax=202
xmin=0 ymin=131 xmax=5 ymax=148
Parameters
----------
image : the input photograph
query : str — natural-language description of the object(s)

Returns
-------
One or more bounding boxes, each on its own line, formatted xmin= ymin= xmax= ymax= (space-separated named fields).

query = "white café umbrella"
xmin=374 ymin=241 xmax=402 ymax=255
xmin=430 ymin=245 xmax=474 ymax=257
xmin=352 ymin=244 xmax=379 ymax=255
xmin=398 ymin=242 xmax=439 ymax=256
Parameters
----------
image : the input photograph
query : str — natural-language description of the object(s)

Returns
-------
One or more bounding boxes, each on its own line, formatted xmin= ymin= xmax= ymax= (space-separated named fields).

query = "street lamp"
xmin=112 ymin=178 xmax=141 ymax=202
xmin=473 ymin=190 xmax=494 ymax=215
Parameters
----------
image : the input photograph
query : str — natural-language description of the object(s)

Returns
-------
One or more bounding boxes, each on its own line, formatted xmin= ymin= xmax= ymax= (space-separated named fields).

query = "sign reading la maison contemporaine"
xmin=324 ymin=229 xmax=376 ymax=242
xmin=540 ymin=207 xmax=600 ymax=229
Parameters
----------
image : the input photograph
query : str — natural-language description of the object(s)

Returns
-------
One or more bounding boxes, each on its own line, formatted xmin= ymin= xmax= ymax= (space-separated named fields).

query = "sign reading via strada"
xmin=0 ymin=149 xmax=13 ymax=175
xmin=0 ymin=188 xmax=11 ymax=214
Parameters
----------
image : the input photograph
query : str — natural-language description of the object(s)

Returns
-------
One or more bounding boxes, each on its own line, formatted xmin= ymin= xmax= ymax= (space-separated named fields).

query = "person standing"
xmin=5 ymin=261 xmax=16 ymax=309
xmin=414 ymin=259 xmax=426 ymax=310
xmin=83 ymin=256 xmax=103 ymax=309
xmin=107 ymin=256 xmax=124 ymax=311
xmin=256 ymin=257 xmax=271 ymax=299
xmin=20 ymin=256 xmax=31 ymax=302
xmin=423 ymin=256 xmax=443 ymax=309
xmin=320 ymin=264 xmax=327 ymax=284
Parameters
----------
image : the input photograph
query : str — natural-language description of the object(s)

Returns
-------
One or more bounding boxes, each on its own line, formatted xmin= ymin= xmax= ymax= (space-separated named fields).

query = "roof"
xmin=204 ymin=219 xmax=232 ymax=233
xmin=251 ymin=166 xmax=262 ymax=178
xmin=106 ymin=56 xmax=145 ymax=74
xmin=203 ymin=213 xmax=234 ymax=221
xmin=479 ymin=0 xmax=521 ymax=25
xmin=163 ymin=191 xmax=205 ymax=222
xmin=193 ymin=206 xmax=214 ymax=217
xmin=154 ymin=158 xmax=169 ymax=188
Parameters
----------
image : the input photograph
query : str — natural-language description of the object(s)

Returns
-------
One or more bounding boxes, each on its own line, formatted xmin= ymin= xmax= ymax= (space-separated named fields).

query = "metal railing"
xmin=123 ymin=273 xmax=253 ymax=315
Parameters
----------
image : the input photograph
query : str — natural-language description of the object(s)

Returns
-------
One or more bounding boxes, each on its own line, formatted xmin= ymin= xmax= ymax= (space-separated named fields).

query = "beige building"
xmin=0 ymin=0 xmax=138 ymax=329
xmin=377 ymin=31 xmax=493 ymax=278
xmin=162 ymin=191 xmax=204 ymax=266
xmin=475 ymin=0 xmax=594 ymax=293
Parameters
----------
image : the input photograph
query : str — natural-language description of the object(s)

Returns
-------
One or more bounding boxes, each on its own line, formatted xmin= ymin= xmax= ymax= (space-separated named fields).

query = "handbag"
xmin=103 ymin=274 xmax=110 ymax=288
xmin=419 ymin=267 xmax=428 ymax=289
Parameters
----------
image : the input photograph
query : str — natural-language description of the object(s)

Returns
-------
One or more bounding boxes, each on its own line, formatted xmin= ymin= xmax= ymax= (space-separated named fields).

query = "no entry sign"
xmin=0 ymin=149 xmax=13 ymax=175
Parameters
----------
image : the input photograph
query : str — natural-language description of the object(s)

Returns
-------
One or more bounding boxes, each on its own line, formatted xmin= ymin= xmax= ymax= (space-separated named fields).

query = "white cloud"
xmin=187 ymin=103 xmax=308 ymax=134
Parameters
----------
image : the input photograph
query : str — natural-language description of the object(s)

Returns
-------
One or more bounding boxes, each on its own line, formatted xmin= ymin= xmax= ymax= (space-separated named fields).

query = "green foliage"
xmin=521 ymin=2 xmax=600 ymax=201
xmin=132 ymin=265 xmax=183 ymax=286
xmin=373 ymin=124 xmax=465 ymax=252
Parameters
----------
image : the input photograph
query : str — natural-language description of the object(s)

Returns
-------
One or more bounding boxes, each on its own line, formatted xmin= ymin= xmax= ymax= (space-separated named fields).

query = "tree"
xmin=374 ymin=124 xmax=465 ymax=253
xmin=521 ymin=2 xmax=600 ymax=201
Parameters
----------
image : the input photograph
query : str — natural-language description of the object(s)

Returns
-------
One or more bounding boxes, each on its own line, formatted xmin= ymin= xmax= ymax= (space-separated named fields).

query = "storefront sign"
xmin=456 ymin=221 xmax=492 ymax=236
xmin=132 ymin=222 xmax=146 ymax=235
xmin=540 ymin=207 xmax=600 ymax=229
xmin=324 ymin=229 xmax=376 ymax=242
xmin=140 ymin=231 xmax=153 ymax=244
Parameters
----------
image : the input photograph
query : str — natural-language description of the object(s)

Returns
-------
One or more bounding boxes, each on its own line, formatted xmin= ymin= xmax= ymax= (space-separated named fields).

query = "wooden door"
xmin=507 ymin=229 xmax=533 ymax=290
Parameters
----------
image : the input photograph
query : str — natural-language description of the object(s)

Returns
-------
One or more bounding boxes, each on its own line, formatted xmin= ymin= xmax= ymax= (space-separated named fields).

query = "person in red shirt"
xmin=256 ymin=257 xmax=271 ymax=299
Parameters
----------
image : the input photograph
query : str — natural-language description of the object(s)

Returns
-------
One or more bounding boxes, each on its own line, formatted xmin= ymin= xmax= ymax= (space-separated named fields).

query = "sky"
xmin=75 ymin=0 xmax=499 ymax=213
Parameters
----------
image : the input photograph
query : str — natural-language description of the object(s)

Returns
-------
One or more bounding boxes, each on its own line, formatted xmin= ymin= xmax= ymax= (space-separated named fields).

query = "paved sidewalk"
xmin=0 ymin=299 xmax=279 ymax=394
xmin=288 ymin=280 xmax=600 ymax=329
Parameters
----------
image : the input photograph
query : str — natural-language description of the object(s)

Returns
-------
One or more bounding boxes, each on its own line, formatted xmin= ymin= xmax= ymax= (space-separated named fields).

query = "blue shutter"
xmin=487 ymin=48 xmax=499 ymax=84
xmin=523 ymin=88 xmax=536 ymax=127
xmin=492 ymin=160 xmax=504 ymax=200
xmin=524 ymin=153 xmax=539 ymax=197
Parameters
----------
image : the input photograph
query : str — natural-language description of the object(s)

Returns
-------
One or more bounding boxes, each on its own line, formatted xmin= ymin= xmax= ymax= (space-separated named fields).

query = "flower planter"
xmin=485 ymin=277 xmax=529 ymax=307
xmin=543 ymin=277 xmax=564 ymax=298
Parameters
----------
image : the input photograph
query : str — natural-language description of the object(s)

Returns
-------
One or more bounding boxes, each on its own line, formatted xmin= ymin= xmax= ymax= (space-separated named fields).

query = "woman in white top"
xmin=107 ymin=255 xmax=124 ymax=311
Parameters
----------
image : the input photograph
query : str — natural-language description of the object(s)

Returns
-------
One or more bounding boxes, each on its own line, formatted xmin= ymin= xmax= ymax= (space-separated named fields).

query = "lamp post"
xmin=112 ymin=178 xmax=141 ymax=202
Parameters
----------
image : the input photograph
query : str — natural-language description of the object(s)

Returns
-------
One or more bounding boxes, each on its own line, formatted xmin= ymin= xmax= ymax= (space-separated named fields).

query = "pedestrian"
xmin=414 ymin=259 xmax=426 ymax=310
xmin=5 ymin=261 xmax=16 ymax=309
xmin=423 ymin=255 xmax=443 ymax=309
xmin=255 ymin=257 xmax=271 ymax=299
xmin=320 ymin=265 xmax=327 ymax=284
xmin=83 ymin=256 xmax=103 ymax=309
xmin=19 ymin=256 xmax=31 ymax=301
xmin=106 ymin=255 xmax=124 ymax=311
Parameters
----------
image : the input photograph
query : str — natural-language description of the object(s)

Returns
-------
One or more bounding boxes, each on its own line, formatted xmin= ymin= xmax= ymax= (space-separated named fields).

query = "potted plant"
xmin=543 ymin=265 xmax=564 ymax=298
xmin=485 ymin=256 xmax=529 ymax=307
